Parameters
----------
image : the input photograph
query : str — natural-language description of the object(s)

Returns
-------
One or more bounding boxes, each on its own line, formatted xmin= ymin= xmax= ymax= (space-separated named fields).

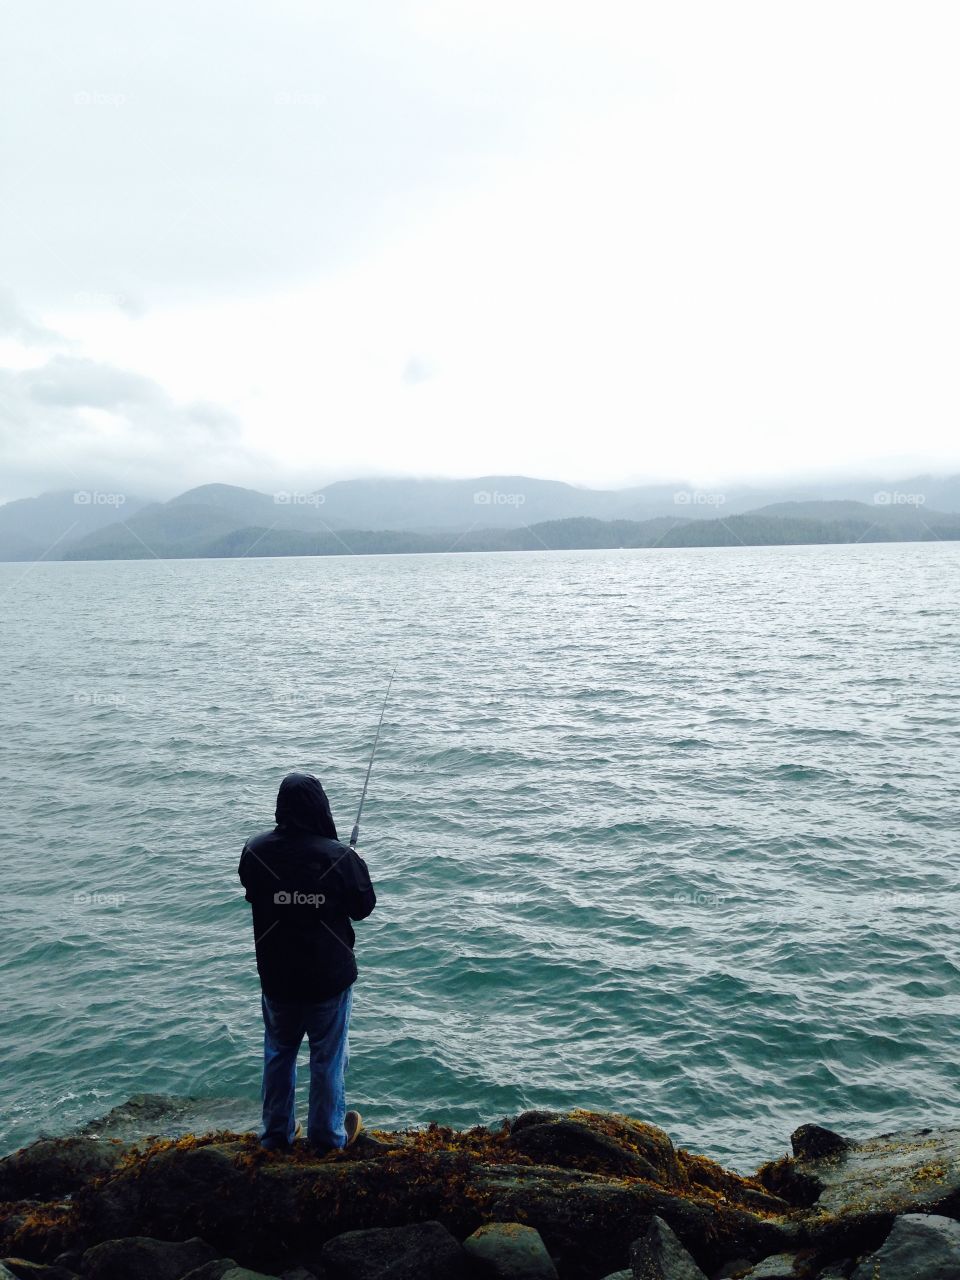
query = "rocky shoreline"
xmin=1 ymin=1100 xmax=958 ymax=1279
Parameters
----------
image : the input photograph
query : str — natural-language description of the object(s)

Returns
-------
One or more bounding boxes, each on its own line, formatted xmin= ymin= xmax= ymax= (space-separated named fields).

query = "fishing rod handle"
xmin=349 ymin=823 xmax=360 ymax=848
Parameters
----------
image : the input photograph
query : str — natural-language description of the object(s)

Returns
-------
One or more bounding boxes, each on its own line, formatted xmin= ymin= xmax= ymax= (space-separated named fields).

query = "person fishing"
xmin=238 ymin=770 xmax=376 ymax=1152
xmin=239 ymin=671 xmax=394 ymax=1152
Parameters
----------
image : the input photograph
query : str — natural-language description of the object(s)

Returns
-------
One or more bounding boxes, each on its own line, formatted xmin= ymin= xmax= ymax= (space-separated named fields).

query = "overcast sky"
xmin=2 ymin=1 xmax=959 ymax=502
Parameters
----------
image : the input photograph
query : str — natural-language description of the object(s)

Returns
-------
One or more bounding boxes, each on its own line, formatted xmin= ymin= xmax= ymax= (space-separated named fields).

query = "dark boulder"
xmin=0 ymin=1139 xmax=130 ymax=1200
xmin=220 ymin=1270 xmax=281 ymax=1280
xmin=737 ymin=1256 xmax=799 ymax=1278
xmin=462 ymin=1222 xmax=559 ymax=1278
xmin=509 ymin=1122 xmax=659 ymax=1183
xmin=511 ymin=1114 xmax=564 ymax=1134
xmin=629 ymin=1216 xmax=707 ymax=1278
xmin=51 ymin=1255 xmax=83 ymax=1273
xmin=764 ymin=1125 xmax=960 ymax=1218
xmin=82 ymin=1235 xmax=219 ymax=1280
xmin=320 ymin=1221 xmax=465 ymax=1279
xmin=0 ymin=1260 xmax=79 ymax=1280
xmin=849 ymin=1213 xmax=960 ymax=1279
xmin=77 ymin=1095 xmax=252 ymax=1144
xmin=508 ymin=1114 xmax=682 ymax=1185
xmin=770 ymin=1126 xmax=960 ymax=1260
xmin=464 ymin=1156 xmax=792 ymax=1276
xmin=79 ymin=1141 xmax=255 ymax=1245
xmin=0 ymin=1203 xmax=78 ymax=1263
xmin=789 ymin=1128 xmax=850 ymax=1162
xmin=180 ymin=1262 xmax=242 ymax=1280
xmin=72 ymin=1120 xmax=792 ymax=1278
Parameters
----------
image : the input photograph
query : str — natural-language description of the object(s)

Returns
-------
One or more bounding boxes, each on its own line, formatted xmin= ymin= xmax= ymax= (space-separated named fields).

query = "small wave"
xmin=421 ymin=745 xmax=533 ymax=769
xmin=765 ymin=762 xmax=838 ymax=782
xmin=786 ymin=726 xmax=863 ymax=740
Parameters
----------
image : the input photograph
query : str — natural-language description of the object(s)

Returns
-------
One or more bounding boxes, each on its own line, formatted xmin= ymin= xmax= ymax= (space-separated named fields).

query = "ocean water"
xmin=1 ymin=542 xmax=959 ymax=1170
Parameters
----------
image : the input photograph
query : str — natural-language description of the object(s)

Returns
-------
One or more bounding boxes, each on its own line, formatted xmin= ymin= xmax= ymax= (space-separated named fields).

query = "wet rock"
xmin=599 ymin=1272 xmax=631 ymax=1280
xmin=783 ymin=1126 xmax=960 ymax=1258
xmin=801 ymin=1126 xmax=960 ymax=1216
xmin=754 ymin=1160 xmax=820 ymax=1211
xmin=51 ymin=1255 xmax=83 ymax=1273
xmin=509 ymin=1121 xmax=660 ymax=1182
xmin=0 ymin=1202 xmax=78 ymax=1263
xmin=462 ymin=1222 xmax=559 ymax=1278
xmin=77 ymin=1095 xmax=253 ymax=1143
xmin=73 ymin=1129 xmax=791 ymax=1277
xmin=82 ymin=1235 xmax=219 ymax=1280
xmin=790 ymin=1128 xmax=850 ymax=1162
xmin=180 ymin=1262 xmax=241 ymax=1280
xmin=221 ymin=1270 xmax=281 ymax=1280
xmin=629 ymin=1215 xmax=708 ymax=1279
xmin=477 ymin=1157 xmax=791 ymax=1276
xmin=754 ymin=1124 xmax=960 ymax=1263
xmin=508 ymin=1113 xmax=682 ymax=1184
xmin=0 ymin=1261 xmax=79 ymax=1280
xmin=739 ymin=1256 xmax=798 ymax=1278
xmin=320 ymin=1221 xmax=465 ymax=1279
xmin=0 ymin=1138 xmax=130 ymax=1199
xmin=78 ymin=1142 xmax=254 ymax=1245
xmin=849 ymin=1213 xmax=960 ymax=1279
xmin=710 ymin=1262 xmax=753 ymax=1279
xmin=511 ymin=1113 xmax=563 ymax=1134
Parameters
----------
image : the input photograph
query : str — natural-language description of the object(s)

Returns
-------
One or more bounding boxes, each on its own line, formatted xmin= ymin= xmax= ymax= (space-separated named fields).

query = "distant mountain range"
xmin=0 ymin=475 xmax=958 ymax=561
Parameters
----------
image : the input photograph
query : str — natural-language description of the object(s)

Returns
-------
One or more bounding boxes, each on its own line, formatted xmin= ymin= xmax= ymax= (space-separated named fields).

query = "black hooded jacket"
xmin=238 ymin=772 xmax=376 ymax=1001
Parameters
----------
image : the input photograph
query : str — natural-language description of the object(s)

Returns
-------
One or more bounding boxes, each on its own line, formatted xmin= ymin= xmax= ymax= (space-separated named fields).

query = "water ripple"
xmin=1 ymin=542 xmax=959 ymax=1168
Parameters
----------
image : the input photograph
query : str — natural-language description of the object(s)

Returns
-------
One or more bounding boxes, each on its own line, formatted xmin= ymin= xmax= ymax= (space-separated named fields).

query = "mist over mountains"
xmin=1 ymin=473 xmax=959 ymax=562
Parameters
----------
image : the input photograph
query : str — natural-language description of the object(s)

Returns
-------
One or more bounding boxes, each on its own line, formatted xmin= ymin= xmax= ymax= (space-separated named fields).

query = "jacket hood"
xmin=275 ymin=772 xmax=338 ymax=839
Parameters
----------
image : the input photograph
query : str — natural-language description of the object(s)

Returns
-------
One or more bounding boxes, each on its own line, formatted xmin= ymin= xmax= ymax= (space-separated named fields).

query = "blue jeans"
xmin=260 ymin=985 xmax=353 ymax=1150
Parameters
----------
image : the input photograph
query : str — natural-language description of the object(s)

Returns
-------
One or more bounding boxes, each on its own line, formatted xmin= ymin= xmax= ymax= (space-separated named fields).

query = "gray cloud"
xmin=0 ymin=288 xmax=65 ymax=346
xmin=0 ymin=352 xmax=256 ymax=502
xmin=0 ymin=2 xmax=541 ymax=311
xmin=26 ymin=356 xmax=163 ymax=408
xmin=2 ymin=4 xmax=959 ymax=494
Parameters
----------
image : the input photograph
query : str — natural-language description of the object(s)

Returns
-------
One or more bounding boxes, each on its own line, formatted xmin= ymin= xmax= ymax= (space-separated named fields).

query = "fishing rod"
xmin=349 ymin=665 xmax=397 ymax=850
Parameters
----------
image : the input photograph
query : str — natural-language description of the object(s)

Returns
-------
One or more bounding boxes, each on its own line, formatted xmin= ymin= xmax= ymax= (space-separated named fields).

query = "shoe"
xmin=344 ymin=1110 xmax=363 ymax=1148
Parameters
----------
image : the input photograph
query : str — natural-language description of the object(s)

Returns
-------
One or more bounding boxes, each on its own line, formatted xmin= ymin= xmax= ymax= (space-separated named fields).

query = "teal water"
xmin=1 ymin=542 xmax=958 ymax=1169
